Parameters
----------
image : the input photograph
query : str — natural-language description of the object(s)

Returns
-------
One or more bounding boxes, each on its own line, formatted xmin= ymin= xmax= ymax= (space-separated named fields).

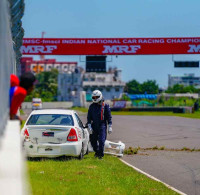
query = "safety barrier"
xmin=110 ymin=107 xmax=193 ymax=113
xmin=0 ymin=0 xmax=15 ymax=138
xmin=9 ymin=0 xmax=25 ymax=75
xmin=0 ymin=0 xmax=24 ymax=139
xmin=0 ymin=1 xmax=27 ymax=194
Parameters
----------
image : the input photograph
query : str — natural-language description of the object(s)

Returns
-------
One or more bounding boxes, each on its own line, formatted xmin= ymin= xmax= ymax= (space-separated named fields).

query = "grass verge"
xmin=27 ymin=153 xmax=178 ymax=195
xmin=111 ymin=111 xmax=200 ymax=119
xmin=73 ymin=107 xmax=200 ymax=119
xmin=72 ymin=107 xmax=88 ymax=113
xmin=20 ymin=109 xmax=24 ymax=115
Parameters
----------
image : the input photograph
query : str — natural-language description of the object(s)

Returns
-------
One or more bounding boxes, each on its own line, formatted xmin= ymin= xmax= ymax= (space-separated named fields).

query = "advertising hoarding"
xmin=21 ymin=37 xmax=200 ymax=55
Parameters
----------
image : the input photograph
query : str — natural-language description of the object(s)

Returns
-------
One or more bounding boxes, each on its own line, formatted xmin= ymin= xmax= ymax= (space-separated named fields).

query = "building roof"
xmin=21 ymin=57 xmax=77 ymax=65
xmin=83 ymin=81 xmax=125 ymax=87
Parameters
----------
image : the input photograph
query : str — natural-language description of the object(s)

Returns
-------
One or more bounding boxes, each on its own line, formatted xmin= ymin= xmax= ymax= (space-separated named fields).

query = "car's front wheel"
xmin=78 ymin=144 xmax=84 ymax=160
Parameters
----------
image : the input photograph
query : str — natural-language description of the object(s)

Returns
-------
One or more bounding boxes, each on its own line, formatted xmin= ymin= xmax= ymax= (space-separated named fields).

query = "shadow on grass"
xmin=27 ymin=154 xmax=91 ymax=162
xmin=27 ymin=156 xmax=71 ymax=162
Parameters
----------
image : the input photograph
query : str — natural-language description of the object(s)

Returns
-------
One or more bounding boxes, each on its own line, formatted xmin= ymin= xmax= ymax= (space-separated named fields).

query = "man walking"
xmin=87 ymin=90 xmax=112 ymax=159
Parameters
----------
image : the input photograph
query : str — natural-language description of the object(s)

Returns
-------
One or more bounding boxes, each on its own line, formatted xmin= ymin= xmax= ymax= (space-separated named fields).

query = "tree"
xmin=140 ymin=80 xmax=159 ymax=94
xmin=125 ymin=79 xmax=159 ymax=94
xmin=165 ymin=84 xmax=199 ymax=93
xmin=124 ymin=79 xmax=141 ymax=94
xmin=25 ymin=68 xmax=59 ymax=102
xmin=183 ymin=85 xmax=199 ymax=93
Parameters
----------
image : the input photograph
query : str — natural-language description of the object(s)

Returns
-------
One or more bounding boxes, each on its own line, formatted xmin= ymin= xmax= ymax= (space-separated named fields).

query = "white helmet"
xmin=92 ymin=90 xmax=102 ymax=103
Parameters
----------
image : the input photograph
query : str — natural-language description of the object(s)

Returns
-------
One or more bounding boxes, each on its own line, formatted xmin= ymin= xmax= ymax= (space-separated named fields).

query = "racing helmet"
xmin=92 ymin=90 xmax=102 ymax=103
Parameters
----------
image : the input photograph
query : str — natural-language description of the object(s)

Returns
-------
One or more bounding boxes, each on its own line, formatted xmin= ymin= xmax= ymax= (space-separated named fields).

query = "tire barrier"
xmin=111 ymin=107 xmax=191 ymax=113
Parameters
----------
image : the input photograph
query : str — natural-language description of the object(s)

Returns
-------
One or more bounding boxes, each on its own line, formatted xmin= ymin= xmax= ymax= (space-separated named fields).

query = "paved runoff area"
xmin=109 ymin=115 xmax=200 ymax=195
xmin=110 ymin=115 xmax=200 ymax=149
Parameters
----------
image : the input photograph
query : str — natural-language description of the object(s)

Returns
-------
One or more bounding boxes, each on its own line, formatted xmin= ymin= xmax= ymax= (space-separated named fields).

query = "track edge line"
xmin=120 ymin=159 xmax=187 ymax=195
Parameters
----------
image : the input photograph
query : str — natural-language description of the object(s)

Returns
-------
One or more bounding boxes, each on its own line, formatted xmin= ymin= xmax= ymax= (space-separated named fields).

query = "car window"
xmin=74 ymin=113 xmax=84 ymax=128
xmin=27 ymin=114 xmax=74 ymax=126
xmin=74 ymin=113 xmax=86 ymax=138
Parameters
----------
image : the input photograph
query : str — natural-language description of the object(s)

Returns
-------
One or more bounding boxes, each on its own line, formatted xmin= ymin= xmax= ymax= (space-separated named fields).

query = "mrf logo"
xmin=21 ymin=45 xmax=57 ymax=54
xmin=102 ymin=45 xmax=141 ymax=54
xmin=188 ymin=45 xmax=200 ymax=53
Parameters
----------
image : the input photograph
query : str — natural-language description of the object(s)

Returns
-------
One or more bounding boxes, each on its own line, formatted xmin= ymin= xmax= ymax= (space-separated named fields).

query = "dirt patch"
xmin=86 ymin=166 xmax=97 ymax=169
xmin=124 ymin=146 xmax=200 ymax=155
xmin=77 ymin=171 xmax=85 ymax=175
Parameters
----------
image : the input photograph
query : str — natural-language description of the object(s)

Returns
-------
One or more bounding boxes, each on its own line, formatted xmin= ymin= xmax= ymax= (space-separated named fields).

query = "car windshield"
xmin=27 ymin=114 xmax=74 ymax=126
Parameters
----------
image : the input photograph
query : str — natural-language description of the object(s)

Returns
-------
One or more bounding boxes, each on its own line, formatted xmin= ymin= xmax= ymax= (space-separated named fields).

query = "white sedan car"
xmin=21 ymin=109 xmax=89 ymax=159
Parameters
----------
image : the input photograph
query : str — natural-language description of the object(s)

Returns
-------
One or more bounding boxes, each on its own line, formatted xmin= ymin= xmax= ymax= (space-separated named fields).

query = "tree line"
xmin=124 ymin=79 xmax=159 ymax=94
xmin=125 ymin=79 xmax=200 ymax=94
xmin=25 ymin=70 xmax=200 ymax=102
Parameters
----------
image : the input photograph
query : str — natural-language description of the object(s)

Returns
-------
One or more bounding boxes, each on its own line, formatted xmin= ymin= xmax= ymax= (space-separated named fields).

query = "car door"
xmin=74 ymin=113 xmax=89 ymax=153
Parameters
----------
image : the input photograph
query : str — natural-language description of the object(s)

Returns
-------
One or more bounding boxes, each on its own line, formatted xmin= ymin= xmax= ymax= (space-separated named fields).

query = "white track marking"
xmin=120 ymin=159 xmax=187 ymax=195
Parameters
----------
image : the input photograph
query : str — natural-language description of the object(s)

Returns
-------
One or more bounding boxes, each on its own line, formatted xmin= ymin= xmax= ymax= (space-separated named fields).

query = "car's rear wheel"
xmin=78 ymin=144 xmax=84 ymax=160
xmin=27 ymin=157 xmax=41 ymax=161
xmin=86 ymin=145 xmax=89 ymax=155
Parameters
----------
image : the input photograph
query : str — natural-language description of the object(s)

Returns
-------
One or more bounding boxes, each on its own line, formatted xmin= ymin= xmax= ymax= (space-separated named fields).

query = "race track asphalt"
xmin=109 ymin=115 xmax=200 ymax=195
xmin=109 ymin=115 xmax=200 ymax=149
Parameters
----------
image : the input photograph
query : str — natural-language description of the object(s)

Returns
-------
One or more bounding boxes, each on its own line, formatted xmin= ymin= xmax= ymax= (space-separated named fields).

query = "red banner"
xmin=21 ymin=37 xmax=200 ymax=55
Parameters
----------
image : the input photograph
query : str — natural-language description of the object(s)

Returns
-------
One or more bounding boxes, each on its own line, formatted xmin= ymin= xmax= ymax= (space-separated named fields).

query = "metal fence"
xmin=9 ymin=0 xmax=25 ymax=76
xmin=0 ymin=0 xmax=24 ymax=138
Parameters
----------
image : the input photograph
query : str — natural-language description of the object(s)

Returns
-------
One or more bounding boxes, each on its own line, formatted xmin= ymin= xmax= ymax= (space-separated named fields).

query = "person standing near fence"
xmin=10 ymin=72 xmax=36 ymax=123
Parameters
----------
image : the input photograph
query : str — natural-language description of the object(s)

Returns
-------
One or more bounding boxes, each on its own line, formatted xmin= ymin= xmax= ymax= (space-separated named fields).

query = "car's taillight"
xmin=24 ymin=129 xmax=30 ymax=141
xmin=67 ymin=128 xmax=78 ymax=141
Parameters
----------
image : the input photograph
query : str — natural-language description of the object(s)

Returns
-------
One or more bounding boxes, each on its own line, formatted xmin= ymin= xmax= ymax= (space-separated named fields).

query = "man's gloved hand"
xmin=108 ymin=125 xmax=112 ymax=134
xmin=88 ymin=124 xmax=93 ymax=134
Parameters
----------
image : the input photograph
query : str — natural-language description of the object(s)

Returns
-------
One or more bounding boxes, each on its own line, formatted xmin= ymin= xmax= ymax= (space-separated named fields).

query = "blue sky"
xmin=22 ymin=0 xmax=200 ymax=88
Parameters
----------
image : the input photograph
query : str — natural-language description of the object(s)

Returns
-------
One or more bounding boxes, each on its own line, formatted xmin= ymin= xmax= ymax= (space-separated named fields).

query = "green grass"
xmin=111 ymin=111 xmax=175 ymax=116
xmin=27 ymin=153 xmax=177 ymax=195
xmin=72 ymin=107 xmax=200 ymax=119
xmin=21 ymin=120 xmax=26 ymax=129
xmin=20 ymin=109 xmax=24 ymax=115
xmin=72 ymin=107 xmax=88 ymax=113
xmin=111 ymin=111 xmax=200 ymax=119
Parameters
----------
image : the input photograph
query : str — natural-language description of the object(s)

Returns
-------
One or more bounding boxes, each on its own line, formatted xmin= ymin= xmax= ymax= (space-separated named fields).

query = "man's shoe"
xmin=98 ymin=156 xmax=103 ymax=160
xmin=94 ymin=153 xmax=98 ymax=158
